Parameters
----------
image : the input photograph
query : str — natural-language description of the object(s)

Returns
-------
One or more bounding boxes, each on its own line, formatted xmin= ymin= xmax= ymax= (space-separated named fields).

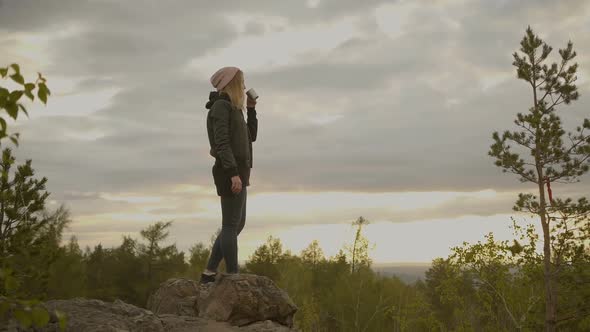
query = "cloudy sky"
xmin=1 ymin=0 xmax=589 ymax=264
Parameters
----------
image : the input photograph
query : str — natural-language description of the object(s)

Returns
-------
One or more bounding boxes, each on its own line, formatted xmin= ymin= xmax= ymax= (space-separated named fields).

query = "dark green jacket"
xmin=206 ymin=91 xmax=258 ymax=193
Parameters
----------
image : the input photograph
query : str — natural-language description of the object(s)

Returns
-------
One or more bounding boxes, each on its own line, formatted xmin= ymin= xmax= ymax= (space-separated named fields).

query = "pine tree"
xmin=245 ymin=236 xmax=285 ymax=280
xmin=138 ymin=220 xmax=187 ymax=305
xmin=301 ymin=240 xmax=325 ymax=268
xmin=0 ymin=148 xmax=50 ymax=261
xmin=489 ymin=26 xmax=590 ymax=331
xmin=345 ymin=216 xmax=372 ymax=273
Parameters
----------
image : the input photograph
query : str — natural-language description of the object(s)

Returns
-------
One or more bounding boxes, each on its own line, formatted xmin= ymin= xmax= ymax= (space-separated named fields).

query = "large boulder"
xmin=146 ymin=278 xmax=200 ymax=316
xmin=197 ymin=274 xmax=298 ymax=328
xmin=146 ymin=274 xmax=298 ymax=328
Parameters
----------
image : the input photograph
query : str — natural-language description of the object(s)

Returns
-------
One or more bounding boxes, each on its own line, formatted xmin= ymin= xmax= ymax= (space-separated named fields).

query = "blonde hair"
xmin=221 ymin=70 xmax=245 ymax=111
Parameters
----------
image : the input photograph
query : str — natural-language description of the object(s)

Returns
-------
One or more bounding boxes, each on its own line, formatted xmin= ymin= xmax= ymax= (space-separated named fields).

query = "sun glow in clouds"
xmin=243 ymin=189 xmax=500 ymax=217
xmin=65 ymin=188 xmax=518 ymax=263
xmin=273 ymin=213 xmax=536 ymax=263
xmin=238 ymin=213 xmax=537 ymax=263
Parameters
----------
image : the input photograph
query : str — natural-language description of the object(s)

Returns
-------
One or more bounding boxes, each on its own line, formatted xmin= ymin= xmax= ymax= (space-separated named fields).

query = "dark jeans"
xmin=206 ymin=186 xmax=247 ymax=274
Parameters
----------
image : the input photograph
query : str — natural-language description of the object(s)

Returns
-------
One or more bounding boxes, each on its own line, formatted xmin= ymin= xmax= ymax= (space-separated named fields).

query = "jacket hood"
xmin=205 ymin=91 xmax=231 ymax=109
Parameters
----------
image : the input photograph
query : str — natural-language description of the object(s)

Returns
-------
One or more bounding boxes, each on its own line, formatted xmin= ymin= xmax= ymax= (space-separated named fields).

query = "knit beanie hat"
xmin=210 ymin=66 xmax=241 ymax=91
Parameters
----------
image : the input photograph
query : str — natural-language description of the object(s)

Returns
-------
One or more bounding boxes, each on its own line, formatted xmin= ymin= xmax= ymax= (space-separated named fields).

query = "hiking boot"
xmin=199 ymin=272 xmax=217 ymax=284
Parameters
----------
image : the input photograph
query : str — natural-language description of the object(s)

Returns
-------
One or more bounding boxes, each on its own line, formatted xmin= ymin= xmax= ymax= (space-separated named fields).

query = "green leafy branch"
xmin=0 ymin=63 xmax=51 ymax=146
xmin=0 ymin=268 xmax=66 ymax=330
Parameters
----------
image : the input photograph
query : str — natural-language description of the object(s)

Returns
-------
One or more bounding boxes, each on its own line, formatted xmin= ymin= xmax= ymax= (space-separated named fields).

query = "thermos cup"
xmin=246 ymin=88 xmax=259 ymax=100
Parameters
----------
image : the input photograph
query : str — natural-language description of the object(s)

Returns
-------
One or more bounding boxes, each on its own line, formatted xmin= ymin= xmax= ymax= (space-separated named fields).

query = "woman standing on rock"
xmin=200 ymin=66 xmax=258 ymax=283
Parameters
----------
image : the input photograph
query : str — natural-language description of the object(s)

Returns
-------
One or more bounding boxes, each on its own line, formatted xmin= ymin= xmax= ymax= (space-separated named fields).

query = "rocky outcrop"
xmin=196 ymin=274 xmax=297 ymax=327
xmin=146 ymin=274 xmax=297 ymax=328
xmin=10 ymin=274 xmax=298 ymax=332
xmin=35 ymin=298 xmax=175 ymax=332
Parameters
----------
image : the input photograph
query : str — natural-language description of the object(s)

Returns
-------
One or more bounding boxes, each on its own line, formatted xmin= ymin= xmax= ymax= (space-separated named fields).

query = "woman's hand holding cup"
xmin=246 ymin=88 xmax=258 ymax=108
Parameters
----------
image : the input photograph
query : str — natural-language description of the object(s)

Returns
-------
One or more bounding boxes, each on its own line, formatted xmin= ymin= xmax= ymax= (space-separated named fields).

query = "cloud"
xmin=9 ymin=0 xmax=590 ymax=196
